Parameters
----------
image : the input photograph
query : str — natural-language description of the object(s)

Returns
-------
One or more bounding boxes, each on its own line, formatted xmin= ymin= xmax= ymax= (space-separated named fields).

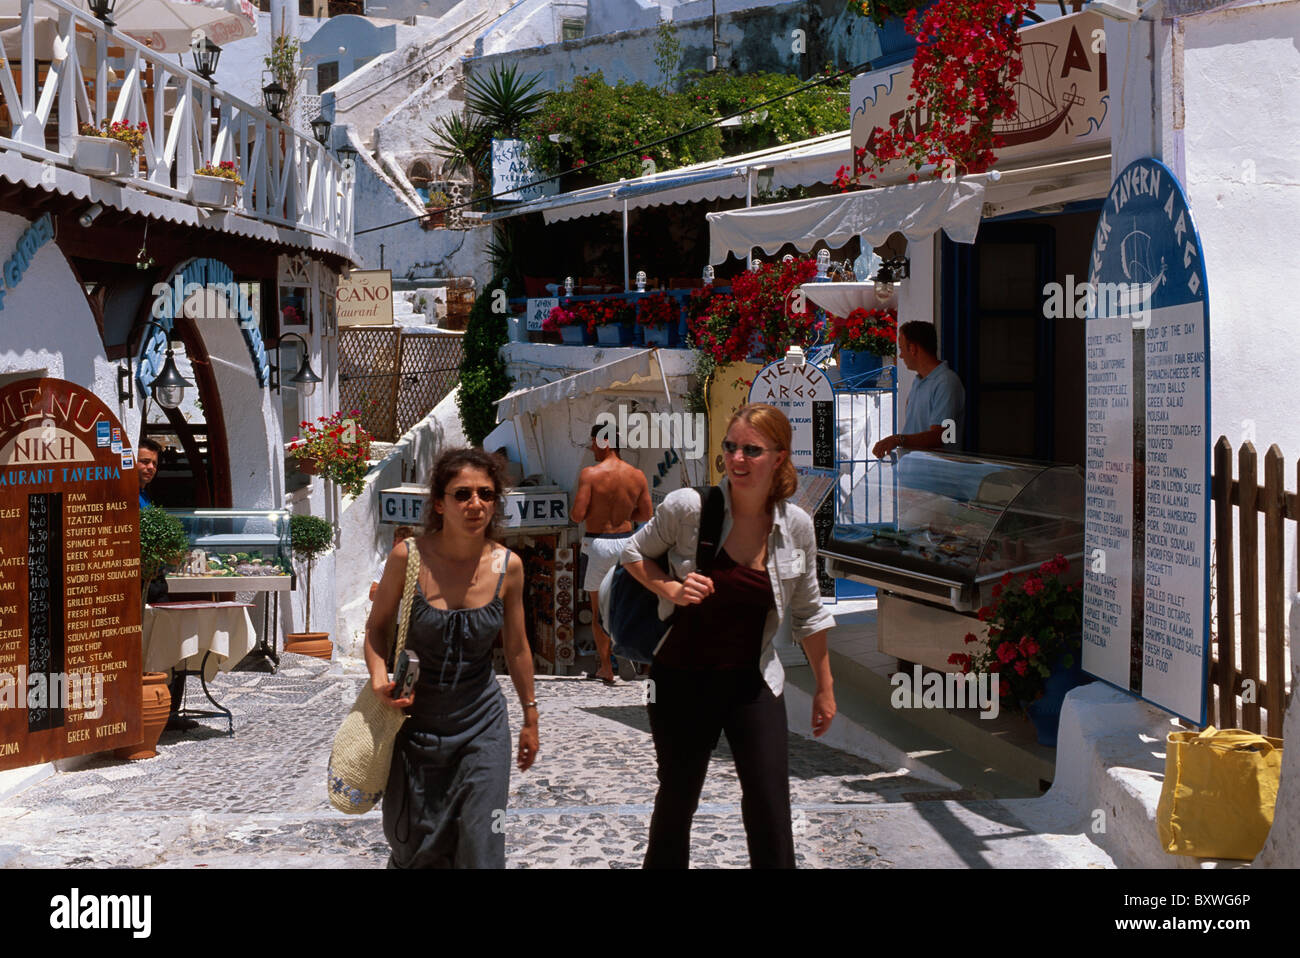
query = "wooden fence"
xmin=1210 ymin=437 xmax=1295 ymax=736
xmin=338 ymin=328 xmax=464 ymax=442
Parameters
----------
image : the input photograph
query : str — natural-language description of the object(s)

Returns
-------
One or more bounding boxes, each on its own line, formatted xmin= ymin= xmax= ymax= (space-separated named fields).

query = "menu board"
xmin=749 ymin=360 xmax=835 ymax=472
xmin=0 ymin=379 xmax=141 ymax=771
xmin=1082 ymin=159 xmax=1210 ymax=725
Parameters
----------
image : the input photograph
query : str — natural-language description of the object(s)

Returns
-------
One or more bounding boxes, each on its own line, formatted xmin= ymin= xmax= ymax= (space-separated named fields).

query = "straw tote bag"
xmin=327 ymin=537 xmax=421 ymax=814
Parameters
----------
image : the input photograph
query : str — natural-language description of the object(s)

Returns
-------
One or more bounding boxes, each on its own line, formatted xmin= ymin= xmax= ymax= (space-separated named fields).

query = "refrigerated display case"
xmin=162 ymin=508 xmax=294 ymax=594
xmin=823 ymin=451 xmax=1084 ymax=613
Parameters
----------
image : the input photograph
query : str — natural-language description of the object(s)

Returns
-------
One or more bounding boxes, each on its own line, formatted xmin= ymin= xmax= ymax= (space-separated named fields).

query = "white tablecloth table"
xmin=143 ymin=601 xmax=256 ymax=681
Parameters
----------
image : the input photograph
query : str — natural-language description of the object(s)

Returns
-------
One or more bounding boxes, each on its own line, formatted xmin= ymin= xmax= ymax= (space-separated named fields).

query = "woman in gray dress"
xmin=365 ymin=448 xmax=538 ymax=868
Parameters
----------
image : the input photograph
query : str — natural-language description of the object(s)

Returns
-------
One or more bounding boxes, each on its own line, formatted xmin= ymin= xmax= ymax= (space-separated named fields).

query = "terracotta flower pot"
xmin=114 ymin=672 xmax=172 ymax=761
xmin=295 ymin=456 xmax=319 ymax=476
xmin=284 ymin=632 xmax=333 ymax=660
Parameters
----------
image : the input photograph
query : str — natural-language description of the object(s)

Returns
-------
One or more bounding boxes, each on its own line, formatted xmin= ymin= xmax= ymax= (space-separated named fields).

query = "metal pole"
xmin=379 ymin=243 xmax=385 ymax=269
xmin=623 ymin=200 xmax=630 ymax=292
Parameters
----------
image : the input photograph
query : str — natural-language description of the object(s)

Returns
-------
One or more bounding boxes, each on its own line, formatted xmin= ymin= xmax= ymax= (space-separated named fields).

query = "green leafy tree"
xmin=457 ymin=278 xmax=514 ymax=446
xmin=654 ymin=17 xmax=683 ymax=91
xmin=289 ymin=514 xmax=334 ymax=632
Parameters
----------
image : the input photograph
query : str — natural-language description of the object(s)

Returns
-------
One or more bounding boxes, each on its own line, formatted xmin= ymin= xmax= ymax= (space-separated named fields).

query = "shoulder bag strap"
xmin=694 ymin=485 xmax=725 ymax=575
xmin=393 ymin=537 xmax=421 ymax=659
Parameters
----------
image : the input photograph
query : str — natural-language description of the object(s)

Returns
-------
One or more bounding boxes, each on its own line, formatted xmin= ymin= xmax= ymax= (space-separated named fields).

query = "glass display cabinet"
xmin=162 ymin=508 xmax=294 ymax=593
xmin=823 ymin=451 xmax=1084 ymax=613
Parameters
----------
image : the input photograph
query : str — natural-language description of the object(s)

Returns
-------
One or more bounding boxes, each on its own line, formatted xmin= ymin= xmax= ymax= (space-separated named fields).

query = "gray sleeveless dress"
xmin=382 ymin=549 xmax=511 ymax=868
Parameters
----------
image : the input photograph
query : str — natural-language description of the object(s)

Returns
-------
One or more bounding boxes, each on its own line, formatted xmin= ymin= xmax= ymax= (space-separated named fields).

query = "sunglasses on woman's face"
xmin=449 ymin=486 xmax=497 ymax=503
xmin=721 ymin=440 xmax=773 ymax=459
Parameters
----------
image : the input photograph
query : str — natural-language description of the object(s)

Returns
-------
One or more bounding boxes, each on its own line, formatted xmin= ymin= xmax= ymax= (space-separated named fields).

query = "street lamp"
xmin=88 ymin=0 xmax=117 ymax=27
xmin=262 ymin=79 xmax=288 ymax=120
xmin=310 ymin=114 xmax=331 ymax=146
xmin=271 ymin=333 xmax=322 ymax=397
xmin=192 ymin=37 xmax=222 ymax=82
xmin=117 ymin=320 xmax=193 ymax=410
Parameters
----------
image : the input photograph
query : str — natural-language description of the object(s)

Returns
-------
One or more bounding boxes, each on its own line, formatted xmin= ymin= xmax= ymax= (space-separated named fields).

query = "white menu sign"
xmin=1083 ymin=158 xmax=1211 ymax=725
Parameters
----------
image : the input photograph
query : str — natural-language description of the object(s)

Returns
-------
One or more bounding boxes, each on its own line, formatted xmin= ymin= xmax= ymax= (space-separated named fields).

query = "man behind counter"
xmin=871 ymin=320 xmax=965 ymax=458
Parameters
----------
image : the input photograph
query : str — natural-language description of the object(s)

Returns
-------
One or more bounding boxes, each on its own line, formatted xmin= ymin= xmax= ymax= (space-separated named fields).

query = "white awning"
xmin=706 ymin=152 xmax=1112 ymax=262
xmin=707 ymin=175 xmax=990 ymax=263
xmin=483 ymin=132 xmax=851 ymax=225
xmin=495 ymin=349 xmax=667 ymax=421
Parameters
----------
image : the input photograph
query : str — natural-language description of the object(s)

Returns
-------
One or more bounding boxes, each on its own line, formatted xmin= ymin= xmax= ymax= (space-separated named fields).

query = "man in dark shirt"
xmin=138 ymin=438 xmax=161 ymax=509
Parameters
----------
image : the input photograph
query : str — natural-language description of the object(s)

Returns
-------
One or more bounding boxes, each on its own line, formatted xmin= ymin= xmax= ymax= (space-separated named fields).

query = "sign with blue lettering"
xmin=526 ymin=297 xmax=559 ymax=332
xmin=136 ymin=258 xmax=268 ymax=400
xmin=1082 ymin=157 xmax=1210 ymax=725
xmin=95 ymin=422 xmax=110 ymax=447
xmin=0 ymin=214 xmax=54 ymax=312
xmin=379 ymin=485 xmax=426 ymax=525
xmin=503 ymin=490 xmax=568 ymax=529
xmin=492 ymin=139 xmax=559 ymax=203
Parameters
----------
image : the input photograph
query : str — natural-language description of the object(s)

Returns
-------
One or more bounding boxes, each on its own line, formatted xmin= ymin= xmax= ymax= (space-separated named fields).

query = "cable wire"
xmin=354 ymin=60 xmax=871 ymax=237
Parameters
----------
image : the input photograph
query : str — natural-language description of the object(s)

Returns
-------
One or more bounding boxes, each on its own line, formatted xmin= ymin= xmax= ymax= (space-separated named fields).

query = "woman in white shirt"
xmin=621 ymin=403 xmax=836 ymax=868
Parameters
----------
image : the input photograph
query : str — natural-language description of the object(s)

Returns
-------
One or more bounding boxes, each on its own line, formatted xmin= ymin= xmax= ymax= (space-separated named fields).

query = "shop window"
xmin=317 ymin=61 xmax=339 ymax=93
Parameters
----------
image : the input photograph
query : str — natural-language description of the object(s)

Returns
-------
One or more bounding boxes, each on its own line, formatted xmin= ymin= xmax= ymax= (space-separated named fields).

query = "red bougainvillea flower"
xmin=1018 ymin=636 xmax=1039 ymax=657
xmin=963 ymin=632 xmax=978 ymax=645
xmin=996 ymin=641 xmax=1019 ymax=664
xmin=1023 ymin=576 xmax=1044 ymax=597
xmin=1014 ymin=660 xmax=1028 ymax=676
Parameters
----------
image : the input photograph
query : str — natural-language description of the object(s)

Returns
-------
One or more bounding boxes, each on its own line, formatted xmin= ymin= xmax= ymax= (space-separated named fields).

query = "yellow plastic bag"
xmin=1156 ymin=726 xmax=1283 ymax=860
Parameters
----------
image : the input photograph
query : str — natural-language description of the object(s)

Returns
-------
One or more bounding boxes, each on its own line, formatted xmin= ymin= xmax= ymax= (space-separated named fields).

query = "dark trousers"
xmin=644 ymin=665 xmax=795 ymax=869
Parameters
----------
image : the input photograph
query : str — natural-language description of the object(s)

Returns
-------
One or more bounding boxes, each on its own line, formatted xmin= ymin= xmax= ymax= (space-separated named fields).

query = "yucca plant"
xmin=465 ymin=63 xmax=548 ymax=137
xmin=428 ymin=111 xmax=492 ymax=183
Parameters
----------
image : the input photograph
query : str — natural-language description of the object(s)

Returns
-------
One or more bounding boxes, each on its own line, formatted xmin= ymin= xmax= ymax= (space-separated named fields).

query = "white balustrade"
xmin=0 ymin=0 xmax=353 ymax=246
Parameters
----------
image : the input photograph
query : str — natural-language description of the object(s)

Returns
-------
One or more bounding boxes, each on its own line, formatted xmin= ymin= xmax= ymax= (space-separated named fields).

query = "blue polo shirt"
xmin=902 ymin=361 xmax=965 ymax=451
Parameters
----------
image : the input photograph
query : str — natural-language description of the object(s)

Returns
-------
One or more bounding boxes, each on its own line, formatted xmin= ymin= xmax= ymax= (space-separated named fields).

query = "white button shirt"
xmin=620 ymin=478 xmax=835 ymax=697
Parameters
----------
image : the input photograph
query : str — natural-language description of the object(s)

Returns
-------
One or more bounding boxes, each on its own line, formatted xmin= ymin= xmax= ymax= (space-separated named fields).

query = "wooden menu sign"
xmin=0 ymin=379 xmax=142 ymax=771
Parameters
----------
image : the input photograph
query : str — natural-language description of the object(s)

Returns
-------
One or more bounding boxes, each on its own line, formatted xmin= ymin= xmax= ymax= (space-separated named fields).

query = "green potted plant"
xmin=139 ymin=506 xmax=189 ymax=606
xmin=423 ymin=190 xmax=451 ymax=229
xmin=949 ymin=554 xmax=1088 ymax=746
xmin=284 ymin=514 xmax=335 ymax=660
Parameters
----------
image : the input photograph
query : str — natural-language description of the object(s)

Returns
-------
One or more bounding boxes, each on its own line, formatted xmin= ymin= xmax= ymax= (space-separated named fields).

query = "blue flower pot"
xmin=1023 ymin=657 xmax=1090 ymax=747
xmin=641 ymin=323 xmax=676 ymax=347
xmin=595 ymin=323 xmax=634 ymax=346
xmin=559 ymin=324 xmax=588 ymax=345
xmin=839 ymin=349 xmax=885 ymax=383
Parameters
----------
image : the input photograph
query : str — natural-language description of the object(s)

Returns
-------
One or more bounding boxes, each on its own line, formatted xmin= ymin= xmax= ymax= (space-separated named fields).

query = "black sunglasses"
xmin=721 ymin=440 xmax=774 ymax=459
xmin=449 ymin=486 xmax=497 ymax=503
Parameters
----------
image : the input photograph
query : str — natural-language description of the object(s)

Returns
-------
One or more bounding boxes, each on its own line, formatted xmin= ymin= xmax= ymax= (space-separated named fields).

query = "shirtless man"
xmin=572 ymin=423 xmax=652 ymax=684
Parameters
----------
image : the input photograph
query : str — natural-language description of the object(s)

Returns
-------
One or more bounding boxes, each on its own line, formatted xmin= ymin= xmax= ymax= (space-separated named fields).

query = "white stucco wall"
xmin=495 ymin=344 xmax=704 ymax=502
xmin=0 ymin=211 xmax=138 ymax=443
xmin=334 ymin=385 xmax=468 ymax=658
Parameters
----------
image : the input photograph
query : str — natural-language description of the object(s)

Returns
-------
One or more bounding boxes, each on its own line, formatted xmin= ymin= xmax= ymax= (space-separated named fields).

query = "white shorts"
xmin=582 ymin=533 xmax=634 ymax=592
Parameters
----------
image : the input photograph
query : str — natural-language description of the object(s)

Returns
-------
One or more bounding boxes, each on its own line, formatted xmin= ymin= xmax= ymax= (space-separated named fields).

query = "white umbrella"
xmin=0 ymin=0 xmax=257 ymax=54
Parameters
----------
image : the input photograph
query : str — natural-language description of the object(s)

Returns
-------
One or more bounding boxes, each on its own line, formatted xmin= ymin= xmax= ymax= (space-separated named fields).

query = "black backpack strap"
xmin=694 ymin=485 xmax=725 ymax=574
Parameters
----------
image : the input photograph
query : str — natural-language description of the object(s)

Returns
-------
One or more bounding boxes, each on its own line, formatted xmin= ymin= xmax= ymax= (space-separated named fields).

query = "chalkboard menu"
xmin=0 ymin=379 xmax=141 ymax=771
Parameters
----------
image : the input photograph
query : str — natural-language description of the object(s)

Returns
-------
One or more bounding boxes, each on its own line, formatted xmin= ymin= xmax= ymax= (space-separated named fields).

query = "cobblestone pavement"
xmin=0 ymin=655 xmax=1111 ymax=869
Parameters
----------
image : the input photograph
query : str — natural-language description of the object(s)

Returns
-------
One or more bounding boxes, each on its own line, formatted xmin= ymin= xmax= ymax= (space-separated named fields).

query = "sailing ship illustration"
xmin=995 ymin=41 xmax=1088 ymax=146
xmin=1115 ymin=221 xmax=1168 ymax=312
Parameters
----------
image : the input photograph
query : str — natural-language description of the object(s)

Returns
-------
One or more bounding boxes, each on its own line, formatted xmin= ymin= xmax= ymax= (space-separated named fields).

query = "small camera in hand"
xmin=391 ymin=649 xmax=420 ymax=700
